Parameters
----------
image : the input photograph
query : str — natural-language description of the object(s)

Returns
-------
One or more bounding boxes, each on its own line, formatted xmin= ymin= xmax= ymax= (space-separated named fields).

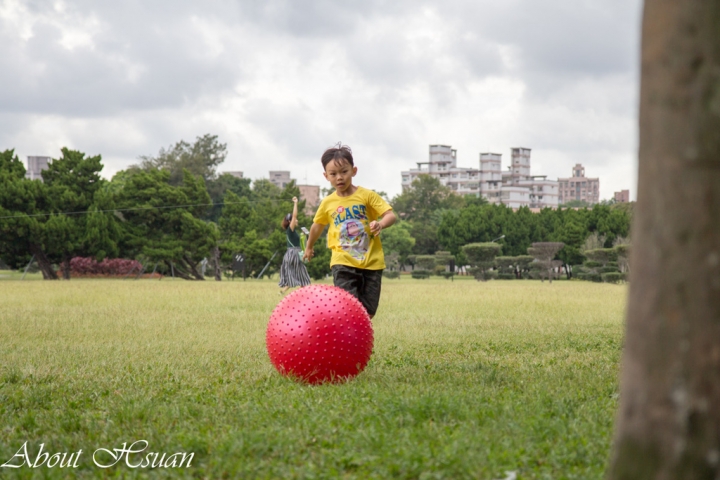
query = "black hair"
xmin=281 ymin=213 xmax=291 ymax=230
xmin=321 ymin=143 xmax=354 ymax=170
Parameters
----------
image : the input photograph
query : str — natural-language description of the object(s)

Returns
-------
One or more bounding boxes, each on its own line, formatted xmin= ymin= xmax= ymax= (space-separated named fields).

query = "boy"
xmin=303 ymin=144 xmax=396 ymax=319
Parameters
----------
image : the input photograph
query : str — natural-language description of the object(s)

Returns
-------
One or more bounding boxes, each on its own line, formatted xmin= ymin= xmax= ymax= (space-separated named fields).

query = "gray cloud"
xmin=1 ymin=0 xmax=642 ymax=199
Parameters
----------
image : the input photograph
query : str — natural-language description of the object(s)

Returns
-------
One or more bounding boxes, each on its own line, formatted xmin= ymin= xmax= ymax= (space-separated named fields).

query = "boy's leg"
xmin=332 ymin=265 xmax=382 ymax=317
xmin=358 ymin=269 xmax=383 ymax=319
xmin=332 ymin=265 xmax=363 ymax=300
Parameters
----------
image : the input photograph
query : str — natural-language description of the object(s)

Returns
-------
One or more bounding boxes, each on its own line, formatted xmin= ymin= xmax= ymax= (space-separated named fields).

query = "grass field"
xmin=0 ymin=277 xmax=626 ymax=479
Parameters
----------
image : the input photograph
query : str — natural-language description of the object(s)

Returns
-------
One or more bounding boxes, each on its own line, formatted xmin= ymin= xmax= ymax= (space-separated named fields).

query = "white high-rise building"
xmin=26 ymin=156 xmax=50 ymax=181
xmin=480 ymin=148 xmax=558 ymax=209
xmin=479 ymin=153 xmax=503 ymax=204
xmin=401 ymin=145 xmax=480 ymax=196
xmin=509 ymin=148 xmax=531 ymax=184
xmin=401 ymin=145 xmax=559 ymax=210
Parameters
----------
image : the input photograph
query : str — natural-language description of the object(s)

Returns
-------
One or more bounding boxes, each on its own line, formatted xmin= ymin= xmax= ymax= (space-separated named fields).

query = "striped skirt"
xmin=278 ymin=247 xmax=311 ymax=288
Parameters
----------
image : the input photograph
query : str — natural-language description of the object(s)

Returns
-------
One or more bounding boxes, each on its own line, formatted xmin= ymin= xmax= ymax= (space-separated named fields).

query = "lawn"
xmin=0 ymin=277 xmax=626 ymax=479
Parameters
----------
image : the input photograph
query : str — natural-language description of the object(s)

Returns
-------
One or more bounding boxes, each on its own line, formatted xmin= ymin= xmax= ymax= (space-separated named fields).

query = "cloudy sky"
xmin=1 ymin=0 xmax=642 ymax=200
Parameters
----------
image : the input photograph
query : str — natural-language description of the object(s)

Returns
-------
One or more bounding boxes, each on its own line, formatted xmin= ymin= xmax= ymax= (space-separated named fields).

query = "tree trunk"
xmin=214 ymin=246 xmax=222 ymax=281
xmin=28 ymin=244 xmax=58 ymax=280
xmin=182 ymin=255 xmax=205 ymax=280
xmin=607 ymin=0 xmax=720 ymax=478
xmin=165 ymin=260 xmax=193 ymax=280
xmin=61 ymin=257 xmax=71 ymax=280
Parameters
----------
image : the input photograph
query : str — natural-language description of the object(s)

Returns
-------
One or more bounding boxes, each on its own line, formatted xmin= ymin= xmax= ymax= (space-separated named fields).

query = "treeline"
xmin=0 ymin=135 xmax=331 ymax=280
xmin=0 ymin=135 xmax=633 ymax=281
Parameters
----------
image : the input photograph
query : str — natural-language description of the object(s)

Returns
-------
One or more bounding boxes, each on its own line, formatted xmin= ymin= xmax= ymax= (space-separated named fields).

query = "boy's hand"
xmin=292 ymin=196 xmax=298 ymax=203
xmin=303 ymin=247 xmax=314 ymax=262
xmin=369 ymin=221 xmax=383 ymax=236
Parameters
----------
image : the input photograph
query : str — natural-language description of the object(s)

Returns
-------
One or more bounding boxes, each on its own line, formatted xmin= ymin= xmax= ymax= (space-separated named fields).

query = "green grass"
xmin=0 ymin=278 xmax=625 ymax=479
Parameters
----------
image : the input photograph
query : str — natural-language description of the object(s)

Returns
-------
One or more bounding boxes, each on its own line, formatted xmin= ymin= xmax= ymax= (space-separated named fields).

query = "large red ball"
xmin=266 ymin=284 xmax=374 ymax=384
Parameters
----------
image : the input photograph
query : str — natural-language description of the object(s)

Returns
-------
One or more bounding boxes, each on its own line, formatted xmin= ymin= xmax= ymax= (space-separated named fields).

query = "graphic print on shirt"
xmin=331 ymin=205 xmax=370 ymax=261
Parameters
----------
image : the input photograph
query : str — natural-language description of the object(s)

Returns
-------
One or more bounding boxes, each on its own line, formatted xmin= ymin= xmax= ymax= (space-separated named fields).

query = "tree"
xmin=42 ymin=148 xmax=107 ymax=278
xmin=117 ymin=169 xmax=217 ymax=280
xmin=561 ymin=199 xmax=591 ymax=208
xmin=462 ymin=242 xmax=501 ymax=281
xmin=607 ymin=0 xmax=720 ymax=477
xmin=205 ymin=173 xmax=253 ymax=222
xmin=0 ymin=150 xmax=58 ymax=278
xmin=391 ymin=175 xmax=464 ymax=223
xmin=305 ymin=232 xmax=332 ymax=280
xmin=137 ymin=134 xmax=227 ymax=186
xmin=381 ymin=220 xmax=415 ymax=268
xmin=527 ymin=242 xmax=564 ymax=283
xmin=1 ymin=148 xmax=114 ymax=280
xmin=558 ymin=219 xmax=586 ymax=278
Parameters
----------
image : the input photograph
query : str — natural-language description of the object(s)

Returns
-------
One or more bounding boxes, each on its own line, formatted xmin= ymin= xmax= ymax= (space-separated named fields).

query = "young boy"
xmin=303 ymin=144 xmax=396 ymax=319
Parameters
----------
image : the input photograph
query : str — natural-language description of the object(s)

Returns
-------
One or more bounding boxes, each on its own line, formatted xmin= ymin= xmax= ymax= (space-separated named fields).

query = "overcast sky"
xmin=1 ymin=0 xmax=642 ymax=200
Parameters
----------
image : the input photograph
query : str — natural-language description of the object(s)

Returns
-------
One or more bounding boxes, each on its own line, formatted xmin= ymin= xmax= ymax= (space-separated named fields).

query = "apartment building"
xmin=614 ymin=189 xmax=630 ymax=203
xmin=25 ymin=156 xmax=51 ymax=181
xmin=298 ymin=184 xmax=320 ymax=214
xmin=268 ymin=171 xmax=320 ymax=215
xmin=269 ymin=171 xmax=292 ymax=189
xmin=479 ymin=152 xmax=503 ymax=204
xmin=400 ymin=145 xmax=481 ymax=196
xmin=518 ymin=176 xmax=559 ymax=209
xmin=401 ymin=145 xmax=558 ymax=210
xmin=558 ymin=164 xmax=600 ymax=204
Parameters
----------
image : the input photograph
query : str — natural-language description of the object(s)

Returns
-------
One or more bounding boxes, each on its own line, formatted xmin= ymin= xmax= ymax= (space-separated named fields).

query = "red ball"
xmin=266 ymin=284 xmax=374 ymax=384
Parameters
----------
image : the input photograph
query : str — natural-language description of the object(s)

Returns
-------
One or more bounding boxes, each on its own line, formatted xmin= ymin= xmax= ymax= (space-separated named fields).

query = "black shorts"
xmin=331 ymin=265 xmax=383 ymax=316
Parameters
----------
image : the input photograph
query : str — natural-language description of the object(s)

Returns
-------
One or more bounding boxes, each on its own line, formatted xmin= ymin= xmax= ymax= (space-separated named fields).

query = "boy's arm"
xmin=303 ymin=222 xmax=326 ymax=261
xmin=369 ymin=210 xmax=397 ymax=236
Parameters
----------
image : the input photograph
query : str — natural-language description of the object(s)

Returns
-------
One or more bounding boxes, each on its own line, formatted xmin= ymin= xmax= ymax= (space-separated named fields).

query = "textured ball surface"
xmin=266 ymin=284 xmax=374 ymax=384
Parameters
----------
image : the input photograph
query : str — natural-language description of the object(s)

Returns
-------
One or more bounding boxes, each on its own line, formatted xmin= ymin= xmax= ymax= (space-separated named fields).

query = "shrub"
xmin=415 ymin=255 xmax=437 ymax=271
xmin=497 ymin=273 xmax=516 ymax=280
xmin=411 ymin=270 xmax=431 ymax=279
xmin=70 ymin=257 xmax=142 ymax=276
xmin=383 ymin=270 xmax=400 ymax=279
xmin=469 ymin=267 xmax=498 ymax=281
xmin=576 ymin=272 xmax=602 ymax=282
xmin=433 ymin=265 xmax=447 ymax=276
xmin=602 ymin=272 xmax=624 ymax=284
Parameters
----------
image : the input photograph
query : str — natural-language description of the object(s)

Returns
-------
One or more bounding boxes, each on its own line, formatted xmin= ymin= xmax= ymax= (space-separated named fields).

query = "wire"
xmin=0 ymin=198 xmax=300 ymax=220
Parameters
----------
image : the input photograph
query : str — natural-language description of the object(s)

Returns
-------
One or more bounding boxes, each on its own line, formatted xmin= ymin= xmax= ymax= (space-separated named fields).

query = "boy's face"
xmin=323 ymin=159 xmax=357 ymax=194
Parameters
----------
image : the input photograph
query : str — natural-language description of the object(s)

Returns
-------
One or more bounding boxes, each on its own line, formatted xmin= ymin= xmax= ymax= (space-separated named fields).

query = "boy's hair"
xmin=321 ymin=143 xmax=354 ymax=170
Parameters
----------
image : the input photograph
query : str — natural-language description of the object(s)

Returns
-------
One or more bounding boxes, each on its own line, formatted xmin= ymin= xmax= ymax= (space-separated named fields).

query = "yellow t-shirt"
xmin=313 ymin=186 xmax=392 ymax=270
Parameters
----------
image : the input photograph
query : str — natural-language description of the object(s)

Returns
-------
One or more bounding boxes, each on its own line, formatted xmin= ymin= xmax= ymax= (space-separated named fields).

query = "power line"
xmin=0 ymin=198 xmax=298 ymax=220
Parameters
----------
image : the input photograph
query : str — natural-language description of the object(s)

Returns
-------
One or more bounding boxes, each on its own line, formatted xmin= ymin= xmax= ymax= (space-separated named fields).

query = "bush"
xmin=383 ymin=270 xmax=400 ymax=279
xmin=600 ymin=266 xmax=619 ymax=273
xmin=415 ymin=255 xmax=437 ymax=271
xmin=584 ymin=261 xmax=602 ymax=268
xmin=602 ymin=272 xmax=624 ymax=284
xmin=576 ymin=272 xmax=602 ymax=282
xmin=469 ymin=267 xmax=498 ymax=281
xmin=411 ymin=270 xmax=432 ymax=279
xmin=440 ymin=271 xmax=454 ymax=279
xmin=70 ymin=257 xmax=142 ymax=276
xmin=497 ymin=273 xmax=516 ymax=280
xmin=433 ymin=265 xmax=447 ymax=276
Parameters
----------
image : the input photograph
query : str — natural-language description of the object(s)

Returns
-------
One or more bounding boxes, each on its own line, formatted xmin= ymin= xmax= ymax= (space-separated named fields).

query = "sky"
xmin=0 ymin=0 xmax=642 ymax=200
